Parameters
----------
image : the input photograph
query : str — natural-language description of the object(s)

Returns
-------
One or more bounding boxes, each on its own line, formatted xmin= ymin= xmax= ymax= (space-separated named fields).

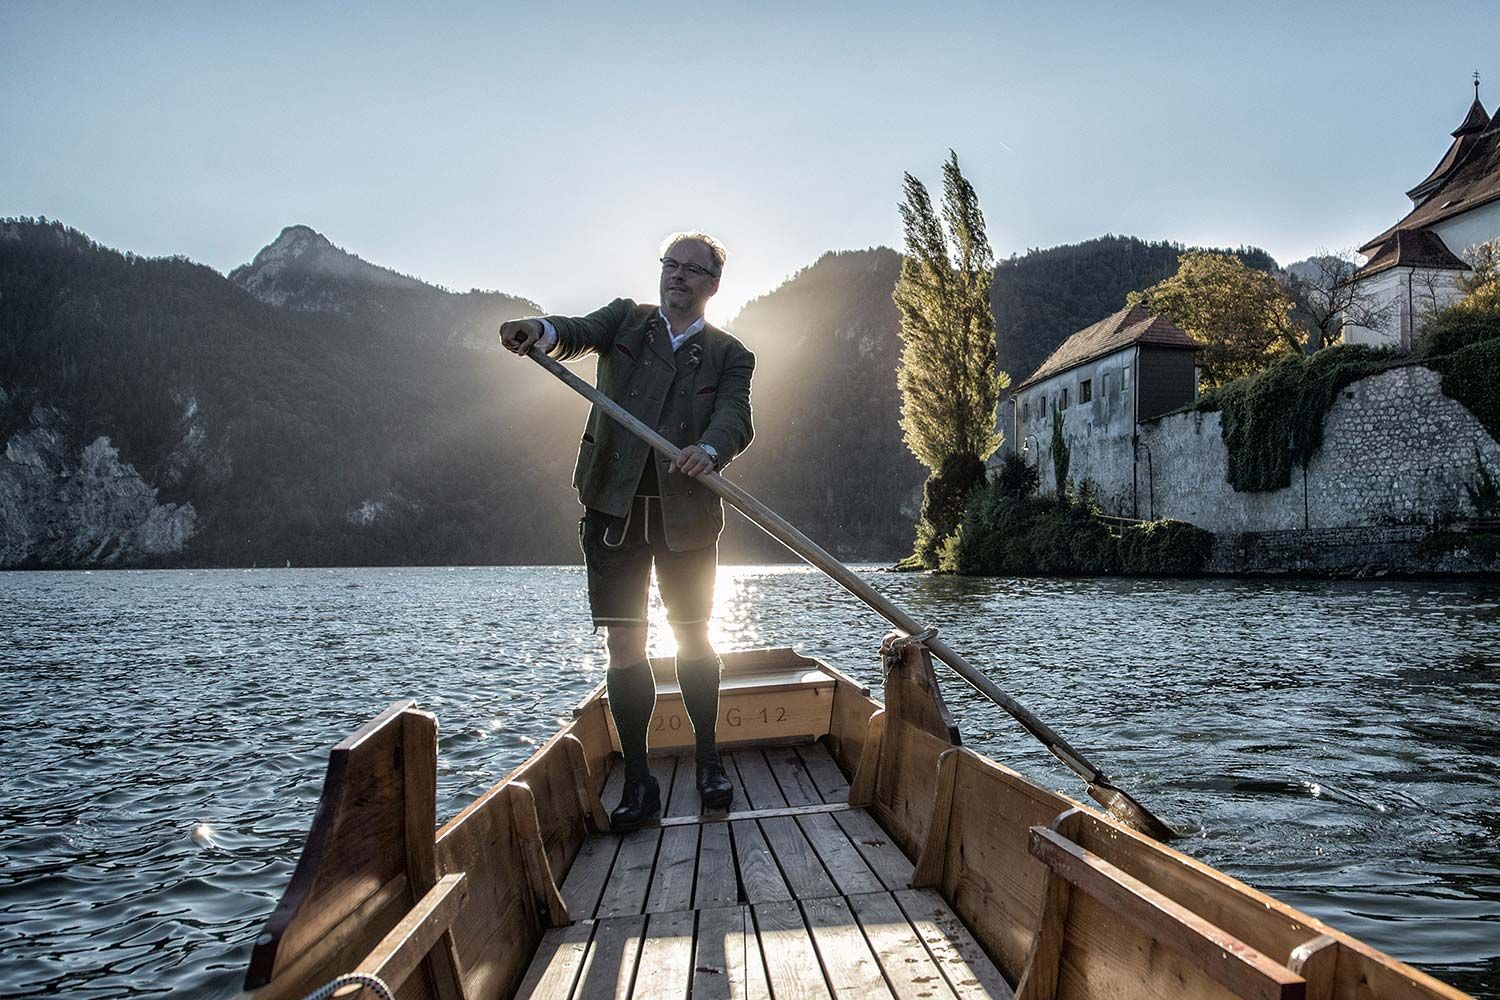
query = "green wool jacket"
xmin=546 ymin=298 xmax=755 ymax=551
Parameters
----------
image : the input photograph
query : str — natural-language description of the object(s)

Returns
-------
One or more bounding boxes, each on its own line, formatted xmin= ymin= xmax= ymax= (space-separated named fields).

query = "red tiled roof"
xmin=1406 ymin=129 xmax=1488 ymax=204
xmin=1363 ymin=96 xmax=1500 ymax=251
xmin=1452 ymin=96 xmax=1492 ymax=137
xmin=1015 ymin=304 xmax=1198 ymax=391
xmin=1353 ymin=229 xmax=1469 ymax=280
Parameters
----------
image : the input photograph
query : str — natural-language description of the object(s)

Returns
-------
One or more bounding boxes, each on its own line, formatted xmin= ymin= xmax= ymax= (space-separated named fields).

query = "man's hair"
xmin=660 ymin=231 xmax=727 ymax=275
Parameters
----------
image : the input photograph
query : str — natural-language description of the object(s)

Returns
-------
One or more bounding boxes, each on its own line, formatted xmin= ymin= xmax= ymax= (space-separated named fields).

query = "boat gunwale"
xmin=246 ymin=644 xmax=1478 ymax=1000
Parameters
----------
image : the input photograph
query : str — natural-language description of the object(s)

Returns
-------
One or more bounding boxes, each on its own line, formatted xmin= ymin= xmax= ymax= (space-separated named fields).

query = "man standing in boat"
xmin=499 ymin=233 xmax=754 ymax=829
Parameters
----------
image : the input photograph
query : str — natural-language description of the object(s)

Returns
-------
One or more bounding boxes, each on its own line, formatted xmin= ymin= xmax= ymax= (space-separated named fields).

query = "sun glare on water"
xmin=641 ymin=565 xmax=770 ymax=658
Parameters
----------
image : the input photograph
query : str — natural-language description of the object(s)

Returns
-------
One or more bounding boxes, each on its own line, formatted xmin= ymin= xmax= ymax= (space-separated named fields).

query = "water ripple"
xmin=0 ymin=567 xmax=1496 ymax=998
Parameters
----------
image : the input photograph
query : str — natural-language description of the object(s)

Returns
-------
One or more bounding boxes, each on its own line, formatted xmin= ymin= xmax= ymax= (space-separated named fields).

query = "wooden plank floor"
xmin=518 ymin=742 xmax=1014 ymax=999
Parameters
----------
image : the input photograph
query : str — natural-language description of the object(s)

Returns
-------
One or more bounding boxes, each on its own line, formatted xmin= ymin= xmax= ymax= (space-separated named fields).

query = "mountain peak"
xmin=263 ymin=224 xmax=334 ymax=257
xmin=230 ymin=224 xmax=426 ymax=310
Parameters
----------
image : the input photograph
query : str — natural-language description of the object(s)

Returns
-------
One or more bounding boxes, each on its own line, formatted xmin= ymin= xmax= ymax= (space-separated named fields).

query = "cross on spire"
xmin=1476 ymin=70 xmax=1482 ymax=99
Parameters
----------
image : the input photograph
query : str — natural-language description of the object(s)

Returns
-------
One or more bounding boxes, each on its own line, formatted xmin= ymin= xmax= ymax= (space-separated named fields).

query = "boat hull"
xmin=242 ymin=644 xmax=1472 ymax=1000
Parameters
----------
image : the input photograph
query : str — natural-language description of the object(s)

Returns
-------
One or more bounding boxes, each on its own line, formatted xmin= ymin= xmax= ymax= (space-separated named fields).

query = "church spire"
xmin=1454 ymin=71 xmax=1490 ymax=136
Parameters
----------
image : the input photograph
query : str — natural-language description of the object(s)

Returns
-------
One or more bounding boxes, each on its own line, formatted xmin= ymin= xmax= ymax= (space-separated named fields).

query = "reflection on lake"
xmin=1 ymin=567 xmax=1496 ymax=997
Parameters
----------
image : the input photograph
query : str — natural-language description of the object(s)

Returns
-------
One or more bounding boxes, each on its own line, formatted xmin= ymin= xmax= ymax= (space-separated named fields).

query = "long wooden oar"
xmin=526 ymin=346 xmax=1178 ymax=840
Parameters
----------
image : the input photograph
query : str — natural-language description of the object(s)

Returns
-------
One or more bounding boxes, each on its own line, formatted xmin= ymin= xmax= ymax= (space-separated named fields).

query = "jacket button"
xmin=679 ymin=421 xmax=688 ymax=430
xmin=679 ymin=390 xmax=686 ymax=397
xmin=687 ymin=488 xmax=694 ymax=496
xmin=630 ymin=390 xmax=638 ymax=397
xmin=611 ymin=451 xmax=620 ymax=461
xmin=643 ymin=360 xmax=651 ymax=368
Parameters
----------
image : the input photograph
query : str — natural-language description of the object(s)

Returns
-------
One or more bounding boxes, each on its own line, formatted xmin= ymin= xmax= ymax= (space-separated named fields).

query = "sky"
xmin=2 ymin=1 xmax=1497 ymax=326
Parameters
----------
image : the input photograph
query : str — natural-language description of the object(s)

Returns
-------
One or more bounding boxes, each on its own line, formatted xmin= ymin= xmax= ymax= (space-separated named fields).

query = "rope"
xmin=880 ymin=627 xmax=938 ymax=685
xmin=296 ymin=973 xmax=395 ymax=1000
xmin=880 ymin=627 xmax=938 ymax=659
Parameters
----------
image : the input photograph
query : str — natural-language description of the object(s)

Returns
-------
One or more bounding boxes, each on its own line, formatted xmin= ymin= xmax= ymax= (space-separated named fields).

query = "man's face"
xmin=659 ymin=239 xmax=720 ymax=317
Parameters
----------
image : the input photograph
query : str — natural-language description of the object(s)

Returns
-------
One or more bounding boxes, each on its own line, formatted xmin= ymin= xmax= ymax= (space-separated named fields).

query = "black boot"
xmin=610 ymin=775 xmax=661 ymax=832
xmin=696 ymin=751 xmax=734 ymax=812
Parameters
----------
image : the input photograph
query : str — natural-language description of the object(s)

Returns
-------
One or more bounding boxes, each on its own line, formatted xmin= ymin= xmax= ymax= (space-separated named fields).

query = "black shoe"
xmin=697 ymin=751 xmax=734 ymax=812
xmin=610 ymin=776 xmax=661 ymax=832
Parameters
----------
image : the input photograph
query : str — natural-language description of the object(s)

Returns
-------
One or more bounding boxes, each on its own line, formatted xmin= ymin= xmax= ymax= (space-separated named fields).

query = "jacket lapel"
xmin=671 ymin=331 xmax=706 ymax=386
xmin=646 ymin=310 xmax=677 ymax=370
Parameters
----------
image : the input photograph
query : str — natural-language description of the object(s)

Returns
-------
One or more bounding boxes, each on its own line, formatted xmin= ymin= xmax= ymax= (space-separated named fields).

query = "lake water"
xmin=1 ymin=566 xmax=1497 ymax=998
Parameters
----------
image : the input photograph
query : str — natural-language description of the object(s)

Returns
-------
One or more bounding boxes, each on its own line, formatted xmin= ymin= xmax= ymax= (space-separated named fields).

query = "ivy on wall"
xmin=1425 ymin=337 xmax=1500 ymax=444
xmin=1192 ymin=345 xmax=1405 ymax=493
xmin=1186 ymin=303 xmax=1500 ymax=495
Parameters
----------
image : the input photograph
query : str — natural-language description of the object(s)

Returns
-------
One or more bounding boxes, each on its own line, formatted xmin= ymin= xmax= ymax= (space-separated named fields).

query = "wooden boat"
xmin=240 ymin=642 xmax=1473 ymax=1000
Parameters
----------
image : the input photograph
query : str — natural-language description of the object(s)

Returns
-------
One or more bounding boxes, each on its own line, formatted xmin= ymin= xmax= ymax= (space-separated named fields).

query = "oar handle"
xmin=526 ymin=348 xmax=1126 ymax=795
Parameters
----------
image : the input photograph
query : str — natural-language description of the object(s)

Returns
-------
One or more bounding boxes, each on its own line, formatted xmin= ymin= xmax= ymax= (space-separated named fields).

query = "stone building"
xmin=1010 ymin=304 xmax=1199 ymax=509
xmin=1343 ymin=83 xmax=1500 ymax=348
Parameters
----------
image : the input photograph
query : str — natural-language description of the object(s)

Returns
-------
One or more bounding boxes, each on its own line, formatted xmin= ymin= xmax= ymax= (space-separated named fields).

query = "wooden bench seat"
xmin=590 ymin=649 xmax=845 ymax=754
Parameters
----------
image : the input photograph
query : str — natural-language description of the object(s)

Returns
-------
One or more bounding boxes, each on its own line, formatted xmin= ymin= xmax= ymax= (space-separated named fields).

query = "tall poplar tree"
xmin=893 ymin=151 xmax=1009 ymax=568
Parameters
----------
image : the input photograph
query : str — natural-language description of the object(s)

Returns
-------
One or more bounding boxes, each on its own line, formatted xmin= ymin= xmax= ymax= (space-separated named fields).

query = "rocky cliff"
xmin=0 ymin=391 xmax=196 ymax=566
xmin=0 ymin=218 xmax=572 ymax=569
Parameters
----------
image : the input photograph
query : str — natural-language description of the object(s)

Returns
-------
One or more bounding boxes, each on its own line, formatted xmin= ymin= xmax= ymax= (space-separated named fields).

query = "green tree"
xmin=1049 ymin=400 xmax=1070 ymax=497
xmin=1458 ymin=238 xmax=1500 ymax=311
xmin=1415 ymin=239 xmax=1500 ymax=358
xmin=893 ymin=151 xmax=1009 ymax=567
xmin=1129 ymin=251 xmax=1296 ymax=388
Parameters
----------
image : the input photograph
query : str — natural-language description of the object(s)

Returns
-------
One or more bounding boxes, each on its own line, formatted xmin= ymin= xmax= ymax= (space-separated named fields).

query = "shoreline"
xmin=3 ymin=558 xmax=1497 ymax=581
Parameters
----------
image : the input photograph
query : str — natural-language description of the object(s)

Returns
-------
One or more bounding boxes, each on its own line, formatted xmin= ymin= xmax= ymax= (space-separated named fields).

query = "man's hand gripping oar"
xmin=501 ymin=321 xmax=1179 ymax=841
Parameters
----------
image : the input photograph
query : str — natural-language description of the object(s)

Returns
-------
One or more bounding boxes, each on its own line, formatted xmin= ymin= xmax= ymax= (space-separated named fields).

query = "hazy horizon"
xmin=3 ymin=2 xmax=1497 ymax=325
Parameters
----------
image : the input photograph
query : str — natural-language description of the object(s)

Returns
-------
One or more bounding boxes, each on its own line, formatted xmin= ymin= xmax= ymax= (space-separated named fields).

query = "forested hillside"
xmin=720 ymin=238 xmax=1281 ymax=562
xmin=990 ymin=235 xmax=1277 ymax=387
xmin=0 ymin=221 xmax=1284 ymax=568
xmin=0 ymin=219 xmax=577 ymax=567
xmin=724 ymin=249 xmax=922 ymax=560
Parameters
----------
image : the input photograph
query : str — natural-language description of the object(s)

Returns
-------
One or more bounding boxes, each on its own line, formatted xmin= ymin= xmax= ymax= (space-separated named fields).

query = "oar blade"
xmin=1087 ymin=782 xmax=1179 ymax=842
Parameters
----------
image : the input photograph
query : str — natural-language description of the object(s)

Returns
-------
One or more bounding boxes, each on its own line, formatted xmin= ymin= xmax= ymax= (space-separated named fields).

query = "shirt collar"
xmin=658 ymin=309 xmax=705 ymax=350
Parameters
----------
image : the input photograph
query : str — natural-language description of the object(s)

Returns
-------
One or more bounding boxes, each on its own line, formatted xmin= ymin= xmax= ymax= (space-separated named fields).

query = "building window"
xmin=1060 ymin=387 xmax=1069 ymax=409
xmin=1122 ymin=364 xmax=1130 ymax=392
xmin=1080 ymin=379 xmax=1092 ymax=403
xmin=1022 ymin=401 xmax=1029 ymax=423
xmin=1102 ymin=372 xmax=1111 ymax=412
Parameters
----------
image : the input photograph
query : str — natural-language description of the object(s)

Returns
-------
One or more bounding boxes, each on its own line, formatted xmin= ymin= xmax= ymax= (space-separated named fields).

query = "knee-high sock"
xmin=607 ymin=661 xmax=656 ymax=782
xmin=675 ymin=655 xmax=722 ymax=756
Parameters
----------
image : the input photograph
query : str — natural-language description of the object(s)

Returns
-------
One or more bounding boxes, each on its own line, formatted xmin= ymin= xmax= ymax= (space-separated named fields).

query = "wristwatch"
xmin=698 ymin=443 xmax=719 ymax=468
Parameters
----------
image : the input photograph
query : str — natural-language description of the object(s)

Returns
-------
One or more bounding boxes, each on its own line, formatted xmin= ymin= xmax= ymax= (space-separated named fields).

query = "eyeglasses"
xmin=660 ymin=256 xmax=719 ymax=279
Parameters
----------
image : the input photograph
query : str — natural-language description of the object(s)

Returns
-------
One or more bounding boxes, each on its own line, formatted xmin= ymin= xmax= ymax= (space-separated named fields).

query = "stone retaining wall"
xmin=1048 ymin=365 xmax=1500 ymax=535
xmin=1205 ymin=525 xmax=1500 ymax=576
